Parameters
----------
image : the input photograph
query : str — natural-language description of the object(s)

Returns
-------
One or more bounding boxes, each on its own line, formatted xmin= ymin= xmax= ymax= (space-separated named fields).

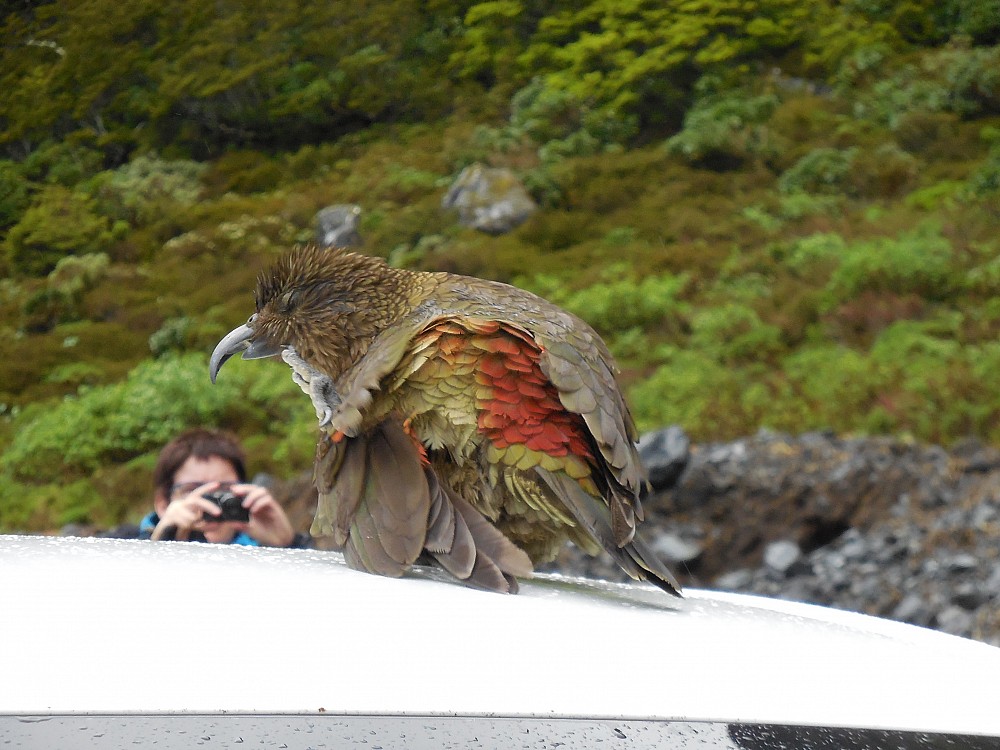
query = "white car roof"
xmin=3 ymin=535 xmax=999 ymax=736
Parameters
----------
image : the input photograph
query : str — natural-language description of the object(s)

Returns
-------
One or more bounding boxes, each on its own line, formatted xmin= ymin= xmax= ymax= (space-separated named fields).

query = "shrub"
xmin=859 ymin=68 xmax=950 ymax=128
xmin=96 ymin=154 xmax=206 ymax=225
xmin=967 ymin=144 xmax=1000 ymax=195
xmin=48 ymin=252 xmax=110 ymax=298
xmin=824 ymin=223 xmax=957 ymax=304
xmin=21 ymin=140 xmax=105 ymax=187
xmin=782 ymin=232 xmax=848 ymax=272
xmin=0 ymin=160 xmax=31 ymax=229
xmin=781 ymin=344 xmax=891 ymax=432
xmin=665 ymin=90 xmax=780 ymax=169
xmin=523 ymin=269 xmax=691 ymax=335
xmin=469 ymin=78 xmax=639 ymax=168
xmin=689 ymin=303 xmax=785 ymax=364
xmin=940 ymin=43 xmax=1000 ymax=117
xmin=1 ymin=353 xmax=313 ymax=483
xmin=202 ymin=151 xmax=286 ymax=196
xmin=778 ymin=147 xmax=858 ymax=195
xmin=855 ymin=44 xmax=1000 ymax=128
xmin=3 ymin=186 xmax=112 ymax=276
xmin=628 ymin=348 xmax=746 ymax=436
xmin=148 ymin=316 xmax=192 ymax=357
xmin=19 ymin=253 xmax=111 ymax=332
xmin=849 ymin=142 xmax=918 ymax=197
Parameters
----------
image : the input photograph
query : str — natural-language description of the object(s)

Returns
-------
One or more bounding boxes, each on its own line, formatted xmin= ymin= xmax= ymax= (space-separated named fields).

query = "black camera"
xmin=201 ymin=490 xmax=250 ymax=523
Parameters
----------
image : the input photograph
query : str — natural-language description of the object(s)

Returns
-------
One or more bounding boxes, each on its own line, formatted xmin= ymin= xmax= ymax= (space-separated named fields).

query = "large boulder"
xmin=442 ymin=164 xmax=537 ymax=235
xmin=315 ymin=204 xmax=363 ymax=247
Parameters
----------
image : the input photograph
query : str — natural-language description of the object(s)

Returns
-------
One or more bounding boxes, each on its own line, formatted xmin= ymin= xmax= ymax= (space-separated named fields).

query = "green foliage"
xmin=1 ymin=353 xmax=315 ymax=489
xmin=781 ymin=232 xmax=848 ymax=272
xmin=495 ymin=0 xmax=811 ymax=125
xmin=855 ymin=44 xmax=1000 ymax=128
xmin=148 ymin=316 xmax=192 ymax=357
xmin=18 ymin=252 xmax=112 ymax=331
xmin=0 ymin=477 xmax=104 ymax=531
xmin=778 ymin=147 xmax=858 ymax=195
xmin=47 ymin=252 xmax=111 ymax=297
xmin=690 ymin=303 xmax=784 ymax=364
xmin=849 ymin=0 xmax=1000 ymax=44
xmin=824 ymin=223 xmax=957 ymax=305
xmin=95 ymin=154 xmax=206 ymax=224
xmin=666 ymin=89 xmax=780 ymax=169
xmin=465 ymin=76 xmax=639 ymax=204
xmin=0 ymin=160 xmax=31 ymax=228
xmin=967 ymin=143 xmax=1000 ymax=195
xmin=3 ymin=0 xmax=1000 ymax=533
xmin=782 ymin=344 xmax=889 ymax=431
xmin=0 ymin=1 xmax=470 ymax=157
xmin=628 ymin=348 xmax=742 ymax=435
xmin=521 ymin=268 xmax=691 ymax=335
xmin=21 ymin=139 xmax=106 ymax=186
xmin=3 ymin=186 xmax=112 ymax=276
xmin=202 ymin=151 xmax=284 ymax=196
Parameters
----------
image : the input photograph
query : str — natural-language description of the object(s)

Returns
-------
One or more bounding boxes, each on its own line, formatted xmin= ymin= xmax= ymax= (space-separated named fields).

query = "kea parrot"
xmin=210 ymin=245 xmax=680 ymax=596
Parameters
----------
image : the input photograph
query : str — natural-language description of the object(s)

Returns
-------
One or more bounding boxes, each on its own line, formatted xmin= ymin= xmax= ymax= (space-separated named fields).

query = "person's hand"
xmin=150 ymin=481 xmax=231 ymax=541
xmin=233 ymin=483 xmax=296 ymax=548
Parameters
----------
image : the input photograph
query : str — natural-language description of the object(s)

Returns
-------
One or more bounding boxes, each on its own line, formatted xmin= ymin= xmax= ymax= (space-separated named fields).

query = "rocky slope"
xmin=545 ymin=428 xmax=1000 ymax=646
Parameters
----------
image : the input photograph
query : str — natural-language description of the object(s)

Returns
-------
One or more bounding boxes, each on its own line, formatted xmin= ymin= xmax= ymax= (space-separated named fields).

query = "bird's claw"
xmin=281 ymin=347 xmax=342 ymax=429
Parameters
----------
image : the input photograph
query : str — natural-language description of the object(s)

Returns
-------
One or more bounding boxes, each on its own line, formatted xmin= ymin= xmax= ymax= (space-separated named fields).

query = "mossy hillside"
xmin=1 ymin=1 xmax=999 ymax=531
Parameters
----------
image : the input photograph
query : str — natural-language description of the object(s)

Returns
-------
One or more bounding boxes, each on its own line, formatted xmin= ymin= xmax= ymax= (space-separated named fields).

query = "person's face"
xmin=156 ymin=455 xmax=243 ymax=543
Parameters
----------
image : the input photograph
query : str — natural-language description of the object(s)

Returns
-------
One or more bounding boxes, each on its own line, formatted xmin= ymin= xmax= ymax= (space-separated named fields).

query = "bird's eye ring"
xmin=247 ymin=313 xmax=258 ymax=326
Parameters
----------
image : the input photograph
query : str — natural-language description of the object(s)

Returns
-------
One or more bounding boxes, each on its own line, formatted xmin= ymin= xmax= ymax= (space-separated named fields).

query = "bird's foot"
xmin=281 ymin=347 xmax=341 ymax=428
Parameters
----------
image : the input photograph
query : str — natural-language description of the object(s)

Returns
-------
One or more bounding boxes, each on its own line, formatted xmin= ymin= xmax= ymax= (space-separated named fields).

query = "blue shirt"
xmin=138 ymin=511 xmax=260 ymax=546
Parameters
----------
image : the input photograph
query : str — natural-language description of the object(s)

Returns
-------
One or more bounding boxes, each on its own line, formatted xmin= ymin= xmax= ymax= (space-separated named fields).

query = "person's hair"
xmin=152 ymin=428 xmax=248 ymax=497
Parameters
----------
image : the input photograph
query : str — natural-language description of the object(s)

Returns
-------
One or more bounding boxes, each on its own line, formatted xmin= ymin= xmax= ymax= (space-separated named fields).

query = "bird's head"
xmin=210 ymin=245 xmax=410 ymax=383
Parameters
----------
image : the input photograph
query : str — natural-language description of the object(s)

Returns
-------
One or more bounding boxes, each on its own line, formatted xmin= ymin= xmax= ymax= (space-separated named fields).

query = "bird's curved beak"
xmin=209 ymin=324 xmax=282 ymax=383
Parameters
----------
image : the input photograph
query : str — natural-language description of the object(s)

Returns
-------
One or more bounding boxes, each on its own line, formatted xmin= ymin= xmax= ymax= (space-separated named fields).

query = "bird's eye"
xmin=247 ymin=313 xmax=257 ymax=326
xmin=278 ymin=290 xmax=298 ymax=313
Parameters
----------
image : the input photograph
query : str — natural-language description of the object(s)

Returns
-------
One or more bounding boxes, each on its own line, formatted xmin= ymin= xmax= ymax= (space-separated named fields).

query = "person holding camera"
xmin=140 ymin=428 xmax=308 ymax=548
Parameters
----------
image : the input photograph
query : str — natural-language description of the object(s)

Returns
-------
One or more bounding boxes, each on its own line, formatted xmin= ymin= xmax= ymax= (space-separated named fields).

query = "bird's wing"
xmin=389 ymin=306 xmax=678 ymax=595
xmin=322 ymin=320 xmax=428 ymax=437
xmin=414 ymin=278 xmax=647 ymax=541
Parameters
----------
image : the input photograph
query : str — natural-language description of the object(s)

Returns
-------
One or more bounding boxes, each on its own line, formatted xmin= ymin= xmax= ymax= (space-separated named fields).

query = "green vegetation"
xmin=1 ymin=0 xmax=999 ymax=530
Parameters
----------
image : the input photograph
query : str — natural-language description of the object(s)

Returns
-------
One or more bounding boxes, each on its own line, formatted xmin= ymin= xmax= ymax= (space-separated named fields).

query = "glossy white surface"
xmin=2 ymin=535 xmax=998 ymax=735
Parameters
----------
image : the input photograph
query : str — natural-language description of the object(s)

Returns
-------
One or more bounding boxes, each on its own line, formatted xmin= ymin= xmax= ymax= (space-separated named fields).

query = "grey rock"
xmin=764 ymin=540 xmax=802 ymax=575
xmin=316 ymin=204 xmax=363 ymax=247
xmin=837 ymin=529 xmax=868 ymax=560
xmin=638 ymin=426 xmax=690 ymax=491
xmin=935 ymin=605 xmax=974 ymax=636
xmin=442 ymin=164 xmax=536 ymax=235
xmin=892 ymin=593 xmax=931 ymax=626
xmin=715 ymin=569 xmax=754 ymax=590
xmin=952 ymin=582 xmax=988 ymax=610
xmin=651 ymin=533 xmax=702 ymax=564
xmin=984 ymin=564 xmax=1000 ymax=597
xmin=944 ymin=553 xmax=979 ymax=573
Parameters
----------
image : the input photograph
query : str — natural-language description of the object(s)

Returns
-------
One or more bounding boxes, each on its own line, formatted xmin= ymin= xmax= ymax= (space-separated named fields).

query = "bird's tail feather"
xmin=313 ymin=420 xmax=430 ymax=577
xmin=424 ymin=469 xmax=533 ymax=593
xmin=312 ymin=419 xmax=532 ymax=593
xmin=535 ymin=467 xmax=682 ymax=597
